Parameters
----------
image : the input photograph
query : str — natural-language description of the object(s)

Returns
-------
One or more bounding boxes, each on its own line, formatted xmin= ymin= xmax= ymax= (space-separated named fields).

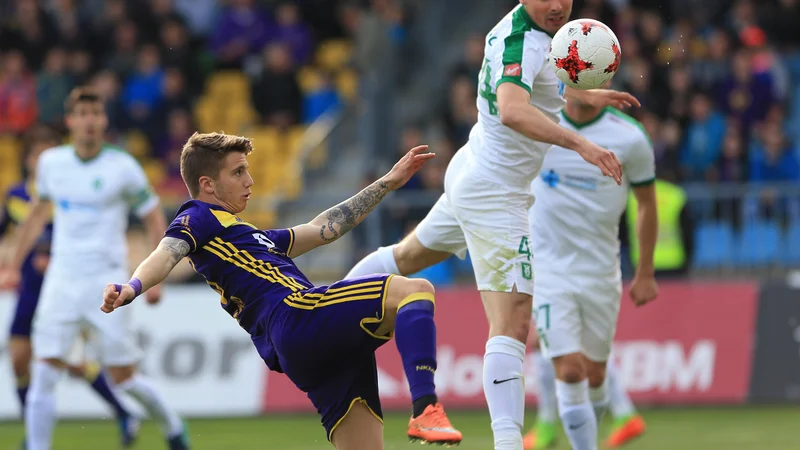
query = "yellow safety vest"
xmin=627 ymin=180 xmax=687 ymax=271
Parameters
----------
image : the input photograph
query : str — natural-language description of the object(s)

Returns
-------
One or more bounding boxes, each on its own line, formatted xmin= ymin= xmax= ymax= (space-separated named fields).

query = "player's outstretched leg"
xmin=605 ymin=358 xmax=645 ymax=447
xmin=109 ymin=367 xmax=189 ymax=450
xmin=385 ymin=277 xmax=462 ymax=446
xmin=345 ymin=232 xmax=452 ymax=279
xmin=523 ymin=350 xmax=558 ymax=450
xmin=68 ymin=363 xmax=140 ymax=447
xmin=25 ymin=359 xmax=63 ymax=450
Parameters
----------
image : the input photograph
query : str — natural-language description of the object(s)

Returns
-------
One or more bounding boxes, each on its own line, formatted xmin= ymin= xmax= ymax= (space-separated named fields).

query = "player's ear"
xmin=198 ymin=175 xmax=214 ymax=195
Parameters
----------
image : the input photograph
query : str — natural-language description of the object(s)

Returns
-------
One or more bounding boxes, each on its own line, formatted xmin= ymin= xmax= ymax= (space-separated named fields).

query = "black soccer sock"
xmin=412 ymin=394 xmax=438 ymax=418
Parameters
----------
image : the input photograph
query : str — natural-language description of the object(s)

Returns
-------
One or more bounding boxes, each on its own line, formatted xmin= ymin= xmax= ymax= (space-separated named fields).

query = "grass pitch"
xmin=0 ymin=406 xmax=797 ymax=450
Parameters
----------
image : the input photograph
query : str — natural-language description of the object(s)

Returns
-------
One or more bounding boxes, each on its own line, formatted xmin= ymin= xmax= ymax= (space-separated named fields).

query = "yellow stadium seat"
xmin=126 ymin=130 xmax=151 ymax=159
xmin=336 ymin=69 xmax=359 ymax=101
xmin=297 ymin=66 xmax=324 ymax=94
xmin=206 ymin=71 xmax=251 ymax=103
xmin=249 ymin=126 xmax=282 ymax=158
xmin=141 ymin=159 xmax=166 ymax=186
xmin=286 ymin=126 xmax=307 ymax=157
xmin=314 ymin=39 xmax=353 ymax=72
xmin=223 ymin=104 xmax=258 ymax=135
xmin=0 ymin=135 xmax=22 ymax=193
xmin=307 ymin=142 xmax=328 ymax=171
xmin=194 ymin=97 xmax=220 ymax=133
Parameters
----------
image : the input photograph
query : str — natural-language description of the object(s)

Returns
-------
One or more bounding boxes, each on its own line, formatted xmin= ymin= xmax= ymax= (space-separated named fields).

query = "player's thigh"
xmin=276 ymin=274 xmax=397 ymax=364
xmin=85 ymin=305 xmax=142 ymax=367
xmin=534 ymin=275 xmax=583 ymax=361
xmin=580 ymin=277 xmax=622 ymax=363
xmin=448 ymin=174 xmax=534 ymax=297
xmin=331 ymin=401 xmax=384 ymax=450
xmin=401 ymin=193 xmax=467 ymax=273
xmin=31 ymin=276 xmax=81 ymax=361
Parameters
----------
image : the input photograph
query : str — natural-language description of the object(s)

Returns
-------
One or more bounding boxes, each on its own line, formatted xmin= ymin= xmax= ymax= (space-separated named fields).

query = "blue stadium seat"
xmin=693 ymin=221 xmax=736 ymax=268
xmin=783 ymin=223 xmax=800 ymax=267
xmin=736 ymin=220 xmax=782 ymax=267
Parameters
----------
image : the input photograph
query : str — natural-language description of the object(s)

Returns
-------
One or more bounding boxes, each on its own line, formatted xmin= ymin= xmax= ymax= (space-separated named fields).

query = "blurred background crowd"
xmin=1 ymin=0 xmax=799 ymax=283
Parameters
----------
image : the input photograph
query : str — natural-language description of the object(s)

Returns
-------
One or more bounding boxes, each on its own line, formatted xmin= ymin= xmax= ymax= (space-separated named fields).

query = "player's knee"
xmin=107 ymin=365 xmax=136 ymax=385
xmin=553 ymin=353 xmax=587 ymax=383
xmin=387 ymin=277 xmax=435 ymax=312
xmin=586 ymin=361 xmax=607 ymax=388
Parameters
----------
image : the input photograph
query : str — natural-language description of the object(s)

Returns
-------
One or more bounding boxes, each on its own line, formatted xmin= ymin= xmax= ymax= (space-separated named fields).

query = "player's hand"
xmin=145 ymin=284 xmax=162 ymax=305
xmin=584 ymin=89 xmax=641 ymax=109
xmin=0 ymin=269 xmax=20 ymax=291
xmin=629 ymin=274 xmax=658 ymax=307
xmin=101 ymin=283 xmax=135 ymax=313
xmin=381 ymin=145 xmax=435 ymax=190
xmin=577 ymin=141 xmax=622 ymax=185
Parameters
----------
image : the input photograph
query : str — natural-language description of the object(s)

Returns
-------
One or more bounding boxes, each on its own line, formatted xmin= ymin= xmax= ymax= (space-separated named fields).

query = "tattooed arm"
xmin=101 ymin=237 xmax=190 ymax=312
xmin=288 ymin=145 xmax=434 ymax=258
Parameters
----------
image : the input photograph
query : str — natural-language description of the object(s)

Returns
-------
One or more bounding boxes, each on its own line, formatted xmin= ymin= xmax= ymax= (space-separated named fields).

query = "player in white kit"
xmin=345 ymin=1 xmax=639 ymax=448
xmin=526 ymin=96 xmax=659 ymax=450
xmin=1 ymin=88 xmax=189 ymax=450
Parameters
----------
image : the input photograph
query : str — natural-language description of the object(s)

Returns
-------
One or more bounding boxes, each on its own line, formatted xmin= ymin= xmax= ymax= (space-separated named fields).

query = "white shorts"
xmin=416 ymin=146 xmax=534 ymax=295
xmin=33 ymin=265 xmax=142 ymax=366
xmin=534 ymin=272 xmax=621 ymax=362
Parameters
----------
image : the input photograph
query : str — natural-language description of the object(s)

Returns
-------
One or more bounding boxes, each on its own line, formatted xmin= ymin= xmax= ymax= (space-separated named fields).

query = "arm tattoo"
xmin=319 ymin=180 xmax=390 ymax=242
xmin=158 ymin=237 xmax=191 ymax=263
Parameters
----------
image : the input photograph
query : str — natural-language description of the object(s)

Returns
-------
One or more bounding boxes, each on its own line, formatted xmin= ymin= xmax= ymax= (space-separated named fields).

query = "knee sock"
xmin=556 ymin=379 xmax=598 ymax=450
xmin=483 ymin=336 xmax=526 ymax=450
xmin=83 ymin=365 xmax=132 ymax=420
xmin=346 ymin=245 xmax=400 ymax=278
xmin=16 ymin=373 xmax=29 ymax=418
xmin=533 ymin=351 xmax=558 ymax=423
xmin=606 ymin=358 xmax=636 ymax=419
xmin=589 ymin=377 xmax=609 ymax=424
xmin=118 ymin=374 xmax=183 ymax=437
xmin=25 ymin=361 xmax=63 ymax=450
xmin=394 ymin=293 xmax=438 ymax=417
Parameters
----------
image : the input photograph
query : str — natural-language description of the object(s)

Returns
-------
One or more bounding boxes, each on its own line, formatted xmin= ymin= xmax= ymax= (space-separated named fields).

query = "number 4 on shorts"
xmin=519 ymin=236 xmax=532 ymax=280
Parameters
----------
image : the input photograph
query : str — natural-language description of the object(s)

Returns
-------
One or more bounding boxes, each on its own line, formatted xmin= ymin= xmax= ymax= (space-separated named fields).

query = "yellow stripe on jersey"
xmin=282 ymin=280 xmax=386 ymax=310
xmin=210 ymin=238 xmax=308 ymax=291
xmin=286 ymin=228 xmax=295 ymax=255
xmin=210 ymin=209 xmax=257 ymax=229
xmin=180 ymin=229 xmax=197 ymax=251
xmin=7 ymin=197 xmax=31 ymax=223
xmin=204 ymin=239 xmax=308 ymax=292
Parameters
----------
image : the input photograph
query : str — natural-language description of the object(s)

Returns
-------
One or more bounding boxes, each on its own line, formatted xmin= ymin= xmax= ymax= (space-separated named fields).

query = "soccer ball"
xmin=548 ymin=18 xmax=621 ymax=90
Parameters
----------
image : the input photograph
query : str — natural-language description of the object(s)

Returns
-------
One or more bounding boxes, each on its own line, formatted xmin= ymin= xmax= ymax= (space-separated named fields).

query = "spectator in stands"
xmin=174 ymin=0 xmax=218 ymax=37
xmin=642 ymin=112 xmax=681 ymax=182
xmin=36 ymin=47 xmax=74 ymax=128
xmin=718 ymin=125 xmax=747 ymax=182
xmin=0 ymin=50 xmax=38 ymax=135
xmin=69 ymin=48 xmax=94 ymax=86
xmin=691 ymin=28 xmax=731 ymax=92
xmin=273 ymin=2 xmax=314 ymax=65
xmin=48 ymin=0 xmax=89 ymax=50
xmin=252 ymin=42 xmax=302 ymax=129
xmin=749 ymin=122 xmax=800 ymax=183
xmin=302 ymin=72 xmax=341 ymax=124
xmin=105 ymin=20 xmax=140 ymax=80
xmin=211 ymin=0 xmax=274 ymax=69
xmin=159 ymin=17 xmax=204 ymax=97
xmin=450 ymin=34 xmax=485 ymax=91
xmin=717 ymin=49 xmax=776 ymax=133
xmin=666 ymin=65 xmax=692 ymax=125
xmin=680 ymin=92 xmax=727 ymax=181
xmin=156 ymin=108 xmax=194 ymax=180
xmin=443 ymin=77 xmax=478 ymax=148
xmin=87 ymin=0 xmax=128 ymax=59
xmin=122 ymin=44 xmax=165 ymax=139
xmin=0 ymin=0 xmax=58 ymax=69
xmin=90 ymin=69 xmax=127 ymax=139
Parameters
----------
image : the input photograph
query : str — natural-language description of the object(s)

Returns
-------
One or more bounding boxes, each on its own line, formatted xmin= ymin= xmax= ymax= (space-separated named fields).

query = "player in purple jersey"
xmin=0 ymin=125 xmax=139 ymax=448
xmin=101 ymin=132 xmax=464 ymax=449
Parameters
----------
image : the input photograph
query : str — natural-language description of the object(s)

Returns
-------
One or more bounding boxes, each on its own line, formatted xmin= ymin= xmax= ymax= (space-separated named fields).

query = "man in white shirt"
xmin=2 ymin=88 xmax=189 ymax=450
xmin=345 ymin=1 xmax=639 ymax=448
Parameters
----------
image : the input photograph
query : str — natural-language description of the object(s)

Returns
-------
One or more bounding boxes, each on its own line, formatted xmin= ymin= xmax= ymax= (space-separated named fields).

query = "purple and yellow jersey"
xmin=1 ymin=181 xmax=53 ymax=336
xmin=164 ymin=200 xmax=313 ymax=337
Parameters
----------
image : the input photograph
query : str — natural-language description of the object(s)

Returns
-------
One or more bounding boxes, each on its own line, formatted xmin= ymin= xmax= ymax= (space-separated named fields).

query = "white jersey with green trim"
xmin=530 ymin=108 xmax=656 ymax=277
xmin=35 ymin=144 xmax=159 ymax=272
xmin=470 ymin=4 xmax=566 ymax=186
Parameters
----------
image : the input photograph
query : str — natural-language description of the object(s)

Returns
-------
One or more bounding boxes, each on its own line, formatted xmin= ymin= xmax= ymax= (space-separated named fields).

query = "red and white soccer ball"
xmin=548 ymin=18 xmax=622 ymax=90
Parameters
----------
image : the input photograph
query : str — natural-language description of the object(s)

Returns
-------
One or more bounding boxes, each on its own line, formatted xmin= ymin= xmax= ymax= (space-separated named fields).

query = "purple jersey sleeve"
xmin=164 ymin=203 xmax=217 ymax=253
xmin=262 ymin=228 xmax=295 ymax=256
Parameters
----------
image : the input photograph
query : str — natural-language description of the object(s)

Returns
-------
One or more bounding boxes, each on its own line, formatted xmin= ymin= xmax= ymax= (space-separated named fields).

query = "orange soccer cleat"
xmin=606 ymin=414 xmax=646 ymax=448
xmin=408 ymin=403 xmax=463 ymax=446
